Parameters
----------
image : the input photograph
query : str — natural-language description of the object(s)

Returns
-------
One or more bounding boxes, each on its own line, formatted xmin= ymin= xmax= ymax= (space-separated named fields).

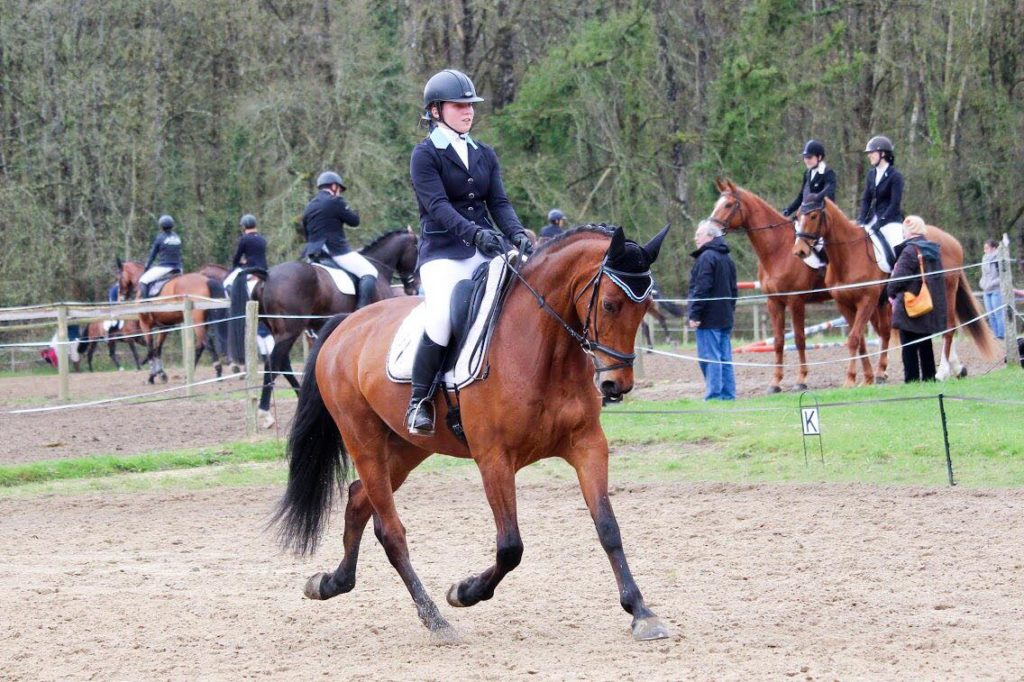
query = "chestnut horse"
xmin=273 ymin=225 xmax=671 ymax=642
xmin=706 ymin=179 xmax=843 ymax=391
xmin=794 ymin=201 xmax=998 ymax=381
xmin=116 ymin=259 xmax=227 ymax=383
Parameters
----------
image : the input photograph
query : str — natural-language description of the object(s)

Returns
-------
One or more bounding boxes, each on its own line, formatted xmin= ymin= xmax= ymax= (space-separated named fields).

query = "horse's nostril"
xmin=600 ymin=380 xmax=618 ymax=396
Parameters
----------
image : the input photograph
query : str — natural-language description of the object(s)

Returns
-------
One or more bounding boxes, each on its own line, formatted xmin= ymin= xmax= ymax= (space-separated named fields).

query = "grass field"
xmin=2 ymin=368 xmax=1021 ymax=496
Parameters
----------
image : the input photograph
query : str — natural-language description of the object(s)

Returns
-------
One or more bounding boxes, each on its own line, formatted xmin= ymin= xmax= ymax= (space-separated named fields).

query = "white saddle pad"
xmin=866 ymin=222 xmax=906 ymax=274
xmin=312 ymin=262 xmax=355 ymax=295
xmin=387 ymin=256 xmax=513 ymax=389
xmin=102 ymin=320 xmax=123 ymax=333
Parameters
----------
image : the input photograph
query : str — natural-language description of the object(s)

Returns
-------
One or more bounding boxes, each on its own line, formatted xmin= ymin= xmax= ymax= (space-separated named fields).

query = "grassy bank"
xmin=1 ymin=368 xmax=1021 ymax=495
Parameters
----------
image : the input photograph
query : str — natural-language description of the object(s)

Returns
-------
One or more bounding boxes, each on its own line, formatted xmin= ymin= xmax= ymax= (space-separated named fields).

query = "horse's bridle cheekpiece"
xmin=504 ymin=224 xmax=670 ymax=376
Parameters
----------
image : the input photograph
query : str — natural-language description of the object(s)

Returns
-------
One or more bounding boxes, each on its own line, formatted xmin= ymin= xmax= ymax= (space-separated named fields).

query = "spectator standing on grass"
xmin=887 ymin=216 xmax=947 ymax=382
xmin=687 ymin=220 xmax=738 ymax=400
xmin=979 ymin=239 xmax=1005 ymax=340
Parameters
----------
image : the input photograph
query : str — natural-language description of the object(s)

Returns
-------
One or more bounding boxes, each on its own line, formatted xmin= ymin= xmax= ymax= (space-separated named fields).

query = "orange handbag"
xmin=903 ymin=252 xmax=934 ymax=318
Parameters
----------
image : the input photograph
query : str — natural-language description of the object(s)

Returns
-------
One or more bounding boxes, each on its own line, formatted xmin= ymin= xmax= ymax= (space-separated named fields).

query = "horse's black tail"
xmin=203 ymin=278 xmax=229 ymax=358
xmin=227 ymin=272 xmax=251 ymax=364
xmin=660 ymin=300 xmax=685 ymax=317
xmin=271 ymin=314 xmax=350 ymax=556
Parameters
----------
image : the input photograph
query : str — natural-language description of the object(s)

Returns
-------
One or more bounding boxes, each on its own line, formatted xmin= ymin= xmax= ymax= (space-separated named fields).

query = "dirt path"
xmin=2 ymin=477 xmax=1022 ymax=680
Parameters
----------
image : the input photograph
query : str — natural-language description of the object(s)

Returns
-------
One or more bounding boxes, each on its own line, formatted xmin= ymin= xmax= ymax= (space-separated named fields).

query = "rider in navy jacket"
xmin=410 ymin=127 xmax=527 ymax=266
xmin=857 ymin=136 xmax=904 ymax=227
xmin=231 ymin=226 xmax=268 ymax=271
xmin=301 ymin=188 xmax=361 ymax=258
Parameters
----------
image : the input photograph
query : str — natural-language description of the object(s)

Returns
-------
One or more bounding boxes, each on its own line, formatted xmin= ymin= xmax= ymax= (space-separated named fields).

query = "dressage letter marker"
xmin=801 ymin=408 xmax=820 ymax=436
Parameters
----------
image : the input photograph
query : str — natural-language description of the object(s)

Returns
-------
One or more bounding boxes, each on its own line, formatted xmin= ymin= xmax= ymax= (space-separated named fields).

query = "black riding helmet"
xmin=421 ymin=69 xmax=484 ymax=121
xmin=864 ymin=135 xmax=894 ymax=153
xmin=316 ymin=171 xmax=346 ymax=191
xmin=239 ymin=214 xmax=257 ymax=229
xmin=548 ymin=208 xmax=565 ymax=222
xmin=801 ymin=139 xmax=825 ymax=158
xmin=158 ymin=215 xmax=175 ymax=231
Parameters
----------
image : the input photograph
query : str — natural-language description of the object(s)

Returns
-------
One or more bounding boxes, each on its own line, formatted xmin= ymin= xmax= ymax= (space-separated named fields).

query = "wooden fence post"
xmin=244 ymin=300 xmax=260 ymax=436
xmin=633 ymin=327 xmax=646 ymax=380
xmin=182 ymin=299 xmax=195 ymax=395
xmin=998 ymin=235 xmax=1020 ymax=368
xmin=302 ymin=332 xmax=311 ymax=367
xmin=752 ymin=301 xmax=761 ymax=342
xmin=56 ymin=304 xmax=70 ymax=401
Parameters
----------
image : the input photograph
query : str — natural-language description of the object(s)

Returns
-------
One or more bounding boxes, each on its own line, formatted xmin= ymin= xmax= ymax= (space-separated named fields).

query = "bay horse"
xmin=77 ymin=319 xmax=146 ymax=371
xmin=793 ymin=201 xmax=998 ymax=381
xmin=273 ymin=225 xmax=671 ymax=642
xmin=116 ymin=259 xmax=227 ymax=383
xmin=230 ymin=228 xmax=420 ymax=428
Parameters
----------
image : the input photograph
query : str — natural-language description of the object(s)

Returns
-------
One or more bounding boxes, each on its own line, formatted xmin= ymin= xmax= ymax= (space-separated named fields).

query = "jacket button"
xmin=467 ymin=206 xmax=474 ymax=212
xmin=468 ymin=178 xmax=475 ymax=184
xmin=468 ymin=193 xmax=475 ymax=199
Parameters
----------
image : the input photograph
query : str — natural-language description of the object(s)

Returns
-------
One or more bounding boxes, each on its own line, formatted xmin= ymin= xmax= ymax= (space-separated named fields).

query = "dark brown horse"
xmin=793 ymin=201 xmax=997 ymax=381
xmin=77 ymin=319 xmax=147 ymax=371
xmin=706 ymin=179 xmax=846 ymax=391
xmin=272 ymin=225 xmax=672 ymax=643
xmin=116 ymin=259 xmax=227 ymax=383
xmin=641 ymin=291 xmax=684 ymax=348
xmin=231 ymin=228 xmax=419 ymax=428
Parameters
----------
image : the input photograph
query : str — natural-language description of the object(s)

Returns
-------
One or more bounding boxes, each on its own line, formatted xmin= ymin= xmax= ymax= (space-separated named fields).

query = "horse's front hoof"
xmin=303 ymin=572 xmax=329 ymax=600
xmin=767 ymin=385 xmax=782 ymax=394
xmin=875 ymin=376 xmax=887 ymax=385
xmin=631 ymin=615 xmax=670 ymax=641
xmin=794 ymin=383 xmax=808 ymax=392
xmin=147 ymin=375 xmax=156 ymax=385
xmin=160 ymin=372 xmax=168 ymax=384
xmin=214 ymin=364 xmax=223 ymax=378
xmin=958 ymin=366 xmax=968 ymax=378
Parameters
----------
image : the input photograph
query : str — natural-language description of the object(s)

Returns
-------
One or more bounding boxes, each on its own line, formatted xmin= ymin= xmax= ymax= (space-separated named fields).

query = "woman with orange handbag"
xmin=886 ymin=216 xmax=947 ymax=382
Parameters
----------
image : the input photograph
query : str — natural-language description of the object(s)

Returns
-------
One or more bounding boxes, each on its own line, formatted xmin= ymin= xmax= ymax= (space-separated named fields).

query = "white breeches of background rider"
xmin=223 ymin=268 xmax=241 ymax=290
xmin=327 ymin=249 xmax=378 ymax=278
xmin=419 ymin=251 xmax=489 ymax=346
xmin=139 ymin=265 xmax=175 ymax=285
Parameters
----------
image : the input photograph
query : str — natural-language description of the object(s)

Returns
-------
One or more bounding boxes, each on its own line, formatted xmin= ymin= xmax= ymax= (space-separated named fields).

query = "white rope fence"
xmin=4 ymin=372 xmax=244 ymax=415
xmin=639 ymin=304 xmax=1006 ymax=368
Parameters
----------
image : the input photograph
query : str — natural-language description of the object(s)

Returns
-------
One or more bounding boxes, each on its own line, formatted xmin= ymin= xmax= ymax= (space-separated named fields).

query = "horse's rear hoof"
xmin=258 ymin=409 xmax=275 ymax=429
xmin=147 ymin=376 xmax=155 ymax=385
xmin=631 ymin=615 xmax=670 ymax=641
xmin=429 ymin=624 xmax=463 ymax=646
xmin=303 ymin=572 xmax=329 ymax=600
xmin=767 ymin=385 xmax=782 ymax=394
xmin=446 ymin=583 xmax=467 ymax=607
xmin=875 ymin=376 xmax=887 ymax=385
xmin=958 ymin=367 xmax=968 ymax=378
xmin=215 ymin=364 xmax=223 ymax=378
xmin=160 ymin=372 xmax=168 ymax=384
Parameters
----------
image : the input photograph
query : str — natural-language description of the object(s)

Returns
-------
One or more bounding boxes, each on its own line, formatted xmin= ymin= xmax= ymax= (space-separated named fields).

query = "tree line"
xmin=1 ymin=0 xmax=1021 ymax=305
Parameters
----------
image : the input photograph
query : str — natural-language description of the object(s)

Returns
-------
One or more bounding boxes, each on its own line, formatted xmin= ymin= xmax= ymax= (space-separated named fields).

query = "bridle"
xmin=794 ymin=208 xmax=827 ymax=247
xmin=501 ymin=253 xmax=641 ymax=375
xmin=706 ymin=190 xmax=792 ymax=234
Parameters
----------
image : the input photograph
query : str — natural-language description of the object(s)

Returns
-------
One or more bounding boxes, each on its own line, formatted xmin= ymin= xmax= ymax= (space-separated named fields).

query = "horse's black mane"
xmin=532 ymin=223 xmax=619 ymax=255
xmin=361 ymin=229 xmax=411 ymax=252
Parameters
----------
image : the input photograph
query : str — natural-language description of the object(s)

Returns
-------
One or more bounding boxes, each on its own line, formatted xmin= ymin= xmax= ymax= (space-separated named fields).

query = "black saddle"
xmin=306 ymin=254 xmax=360 ymax=289
xmin=442 ymin=260 xmax=513 ymax=375
xmin=148 ymin=270 xmax=181 ymax=297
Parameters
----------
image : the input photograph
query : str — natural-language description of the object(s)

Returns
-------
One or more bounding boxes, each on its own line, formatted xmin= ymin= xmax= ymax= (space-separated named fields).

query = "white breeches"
xmin=223 ymin=268 xmax=242 ymax=290
xmin=420 ymin=252 xmax=490 ymax=345
xmin=140 ymin=266 xmax=175 ymax=285
xmin=328 ymin=250 xmax=378 ymax=279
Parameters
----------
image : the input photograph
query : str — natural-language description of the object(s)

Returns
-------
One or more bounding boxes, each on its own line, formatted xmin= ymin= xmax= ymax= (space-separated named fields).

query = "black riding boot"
xmin=355 ymin=275 xmax=377 ymax=309
xmin=406 ymin=333 xmax=447 ymax=435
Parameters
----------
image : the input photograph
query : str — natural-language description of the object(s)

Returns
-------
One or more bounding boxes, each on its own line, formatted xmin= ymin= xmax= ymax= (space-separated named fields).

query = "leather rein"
xmin=501 ymin=253 xmax=639 ymax=375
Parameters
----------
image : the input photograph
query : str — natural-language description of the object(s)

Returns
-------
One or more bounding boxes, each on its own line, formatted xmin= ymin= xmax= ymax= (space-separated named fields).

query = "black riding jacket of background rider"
xmin=857 ymin=165 xmax=904 ymax=226
xmin=301 ymin=189 xmax=360 ymax=258
xmin=231 ymin=232 xmax=268 ymax=270
xmin=783 ymin=166 xmax=837 ymax=217
xmin=144 ymin=231 xmax=183 ymax=270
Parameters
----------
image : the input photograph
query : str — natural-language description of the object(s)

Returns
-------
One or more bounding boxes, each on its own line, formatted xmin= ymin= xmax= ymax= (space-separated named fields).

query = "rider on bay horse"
xmin=224 ymin=213 xmax=268 ymax=293
xmin=139 ymin=214 xmax=183 ymax=298
xmin=406 ymin=68 xmax=533 ymax=435
xmin=301 ymin=171 xmax=378 ymax=310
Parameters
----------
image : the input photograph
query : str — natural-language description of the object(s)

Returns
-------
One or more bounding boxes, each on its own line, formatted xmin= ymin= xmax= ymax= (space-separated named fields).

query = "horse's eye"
xmin=602 ymin=299 xmax=616 ymax=313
